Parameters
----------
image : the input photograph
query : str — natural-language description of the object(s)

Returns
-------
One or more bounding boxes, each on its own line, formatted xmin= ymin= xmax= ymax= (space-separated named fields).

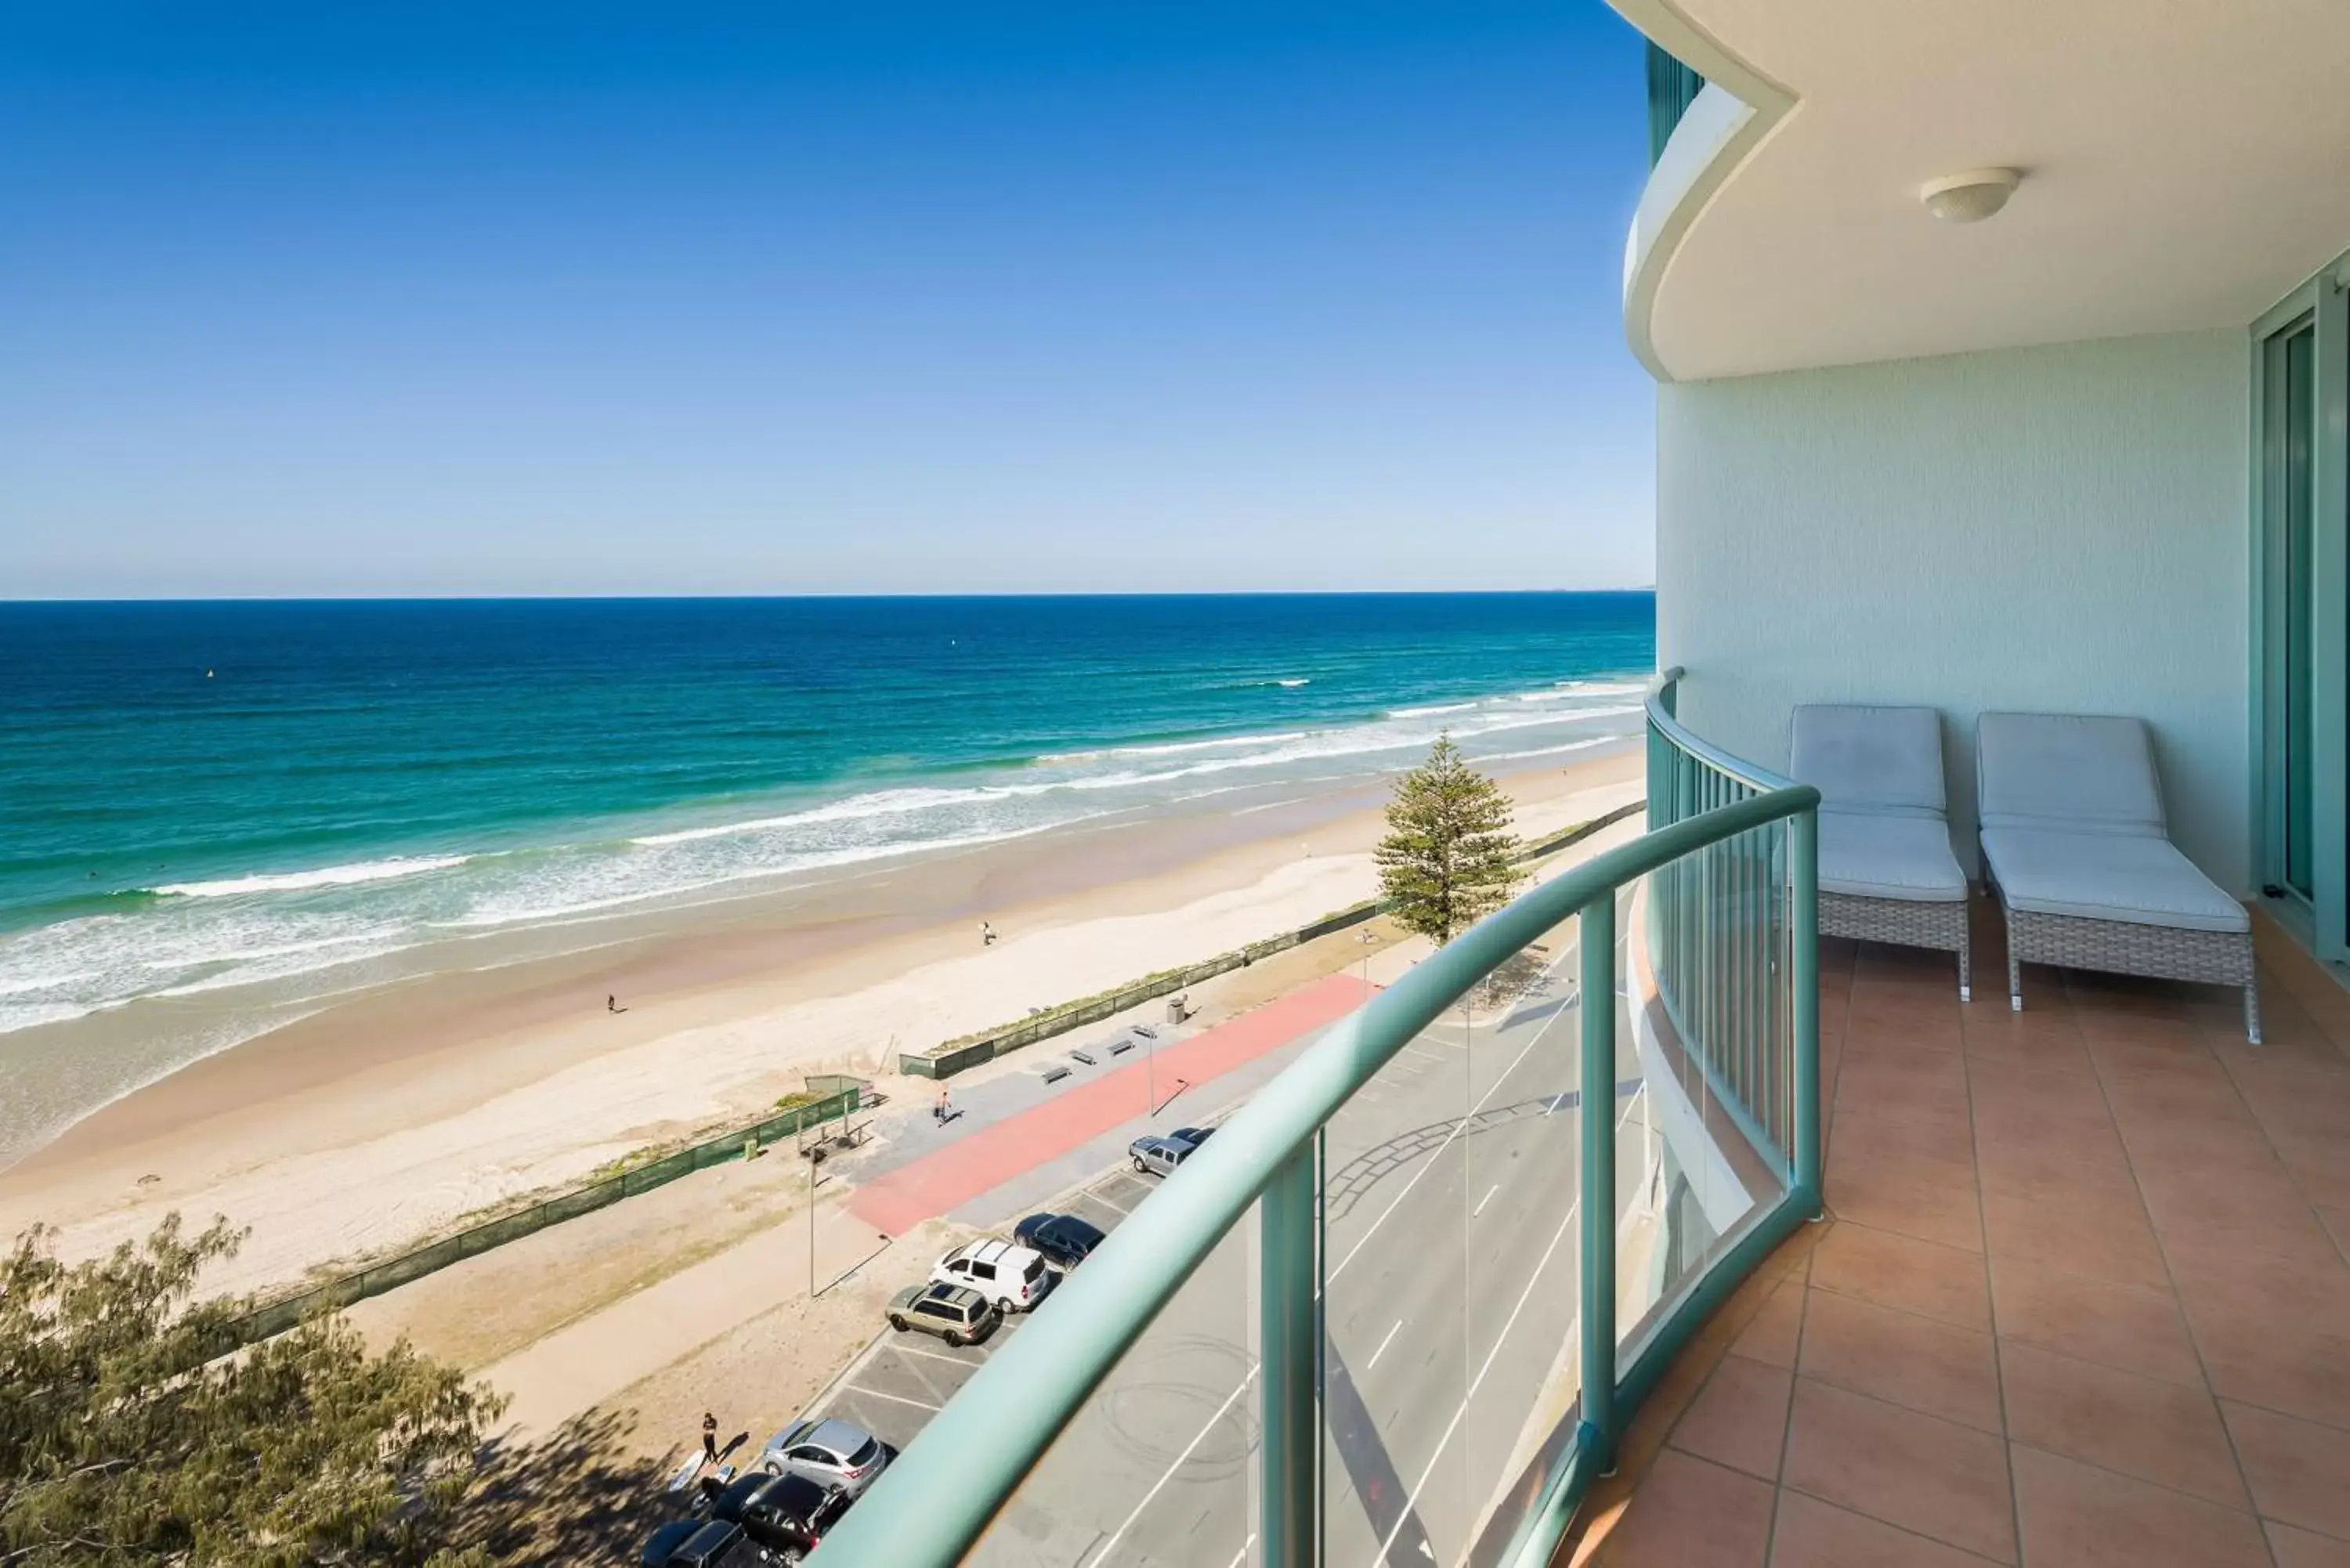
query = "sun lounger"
xmin=1975 ymin=712 xmax=2257 ymax=1041
xmin=1790 ymin=704 xmax=1972 ymax=998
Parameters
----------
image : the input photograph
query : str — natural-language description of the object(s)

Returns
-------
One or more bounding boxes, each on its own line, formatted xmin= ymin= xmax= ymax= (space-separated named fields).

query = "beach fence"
xmin=223 ymin=1078 xmax=869 ymax=1347
xmin=899 ymin=800 xmax=1641 ymax=1081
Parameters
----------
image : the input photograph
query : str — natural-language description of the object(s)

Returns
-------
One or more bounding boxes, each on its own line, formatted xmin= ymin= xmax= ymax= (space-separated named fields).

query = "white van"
xmin=929 ymin=1238 xmax=1054 ymax=1313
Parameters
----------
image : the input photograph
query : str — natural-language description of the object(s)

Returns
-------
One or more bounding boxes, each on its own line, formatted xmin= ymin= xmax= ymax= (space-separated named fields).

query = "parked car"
xmin=1129 ymin=1135 xmax=1194 ymax=1176
xmin=886 ymin=1281 xmax=1002 ymax=1346
xmin=641 ymin=1519 xmax=757 ymax=1568
xmin=1013 ymin=1212 xmax=1107 ymax=1270
xmin=710 ymin=1472 xmax=853 ymax=1563
xmin=1168 ymin=1125 xmax=1216 ymax=1149
xmin=757 ymin=1416 xmax=894 ymax=1498
xmin=930 ymin=1237 xmax=1054 ymax=1313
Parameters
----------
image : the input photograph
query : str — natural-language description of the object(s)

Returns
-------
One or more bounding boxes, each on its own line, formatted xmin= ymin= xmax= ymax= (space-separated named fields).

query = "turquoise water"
xmin=0 ymin=594 xmax=1650 ymax=1145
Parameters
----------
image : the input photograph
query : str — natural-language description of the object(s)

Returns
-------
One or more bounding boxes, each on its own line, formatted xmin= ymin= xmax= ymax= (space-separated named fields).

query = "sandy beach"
xmin=0 ymin=746 xmax=1641 ymax=1297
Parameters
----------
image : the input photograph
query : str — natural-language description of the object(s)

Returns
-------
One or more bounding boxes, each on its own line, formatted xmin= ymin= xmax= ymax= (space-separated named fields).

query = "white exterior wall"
xmin=1658 ymin=330 xmax=2252 ymax=892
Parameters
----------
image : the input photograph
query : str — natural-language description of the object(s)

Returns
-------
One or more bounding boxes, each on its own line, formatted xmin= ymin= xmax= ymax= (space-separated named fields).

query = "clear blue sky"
xmin=0 ymin=2 xmax=1658 ymax=597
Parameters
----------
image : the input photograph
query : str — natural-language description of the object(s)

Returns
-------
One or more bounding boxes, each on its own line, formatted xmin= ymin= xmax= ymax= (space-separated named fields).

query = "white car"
xmin=929 ymin=1238 xmax=1054 ymax=1313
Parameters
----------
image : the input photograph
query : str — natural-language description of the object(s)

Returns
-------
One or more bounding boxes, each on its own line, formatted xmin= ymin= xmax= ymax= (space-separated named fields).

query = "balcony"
xmin=804 ymin=674 xmax=2350 ymax=1566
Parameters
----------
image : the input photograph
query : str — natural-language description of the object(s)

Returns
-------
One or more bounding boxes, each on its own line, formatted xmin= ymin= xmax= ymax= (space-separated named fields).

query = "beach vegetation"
xmin=1376 ymin=736 xmax=1528 ymax=944
xmin=0 ymin=1213 xmax=501 ymax=1567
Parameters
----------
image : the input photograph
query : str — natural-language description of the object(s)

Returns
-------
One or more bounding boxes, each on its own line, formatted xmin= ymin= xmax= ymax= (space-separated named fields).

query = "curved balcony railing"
xmin=808 ymin=673 xmax=1819 ymax=1567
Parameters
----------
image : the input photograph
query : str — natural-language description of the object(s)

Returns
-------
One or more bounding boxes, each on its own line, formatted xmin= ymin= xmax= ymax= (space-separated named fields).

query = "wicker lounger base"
xmin=1820 ymin=891 xmax=1972 ymax=1000
xmin=1997 ymin=898 xmax=2259 ymax=1044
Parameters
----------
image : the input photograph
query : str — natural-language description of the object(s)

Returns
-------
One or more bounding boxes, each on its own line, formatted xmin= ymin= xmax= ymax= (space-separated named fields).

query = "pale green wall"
xmin=1658 ymin=330 xmax=2252 ymax=891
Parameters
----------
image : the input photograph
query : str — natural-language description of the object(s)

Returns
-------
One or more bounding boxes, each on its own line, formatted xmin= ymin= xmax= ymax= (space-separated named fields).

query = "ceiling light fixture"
xmin=1920 ymin=168 xmax=2021 ymax=223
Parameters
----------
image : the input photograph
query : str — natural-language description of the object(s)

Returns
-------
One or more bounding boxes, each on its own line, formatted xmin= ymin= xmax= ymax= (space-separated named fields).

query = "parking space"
xmin=799 ymin=1156 xmax=1166 ymax=1454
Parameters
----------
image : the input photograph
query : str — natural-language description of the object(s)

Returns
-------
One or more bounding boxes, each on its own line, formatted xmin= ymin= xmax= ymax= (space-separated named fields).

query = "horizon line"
xmin=2 ymin=586 xmax=1659 ymax=605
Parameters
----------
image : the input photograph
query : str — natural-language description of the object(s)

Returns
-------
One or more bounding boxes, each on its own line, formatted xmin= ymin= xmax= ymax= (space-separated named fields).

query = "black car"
xmin=641 ymin=1519 xmax=757 ymax=1568
xmin=1014 ymin=1212 xmax=1108 ymax=1270
xmin=711 ymin=1472 xmax=852 ymax=1563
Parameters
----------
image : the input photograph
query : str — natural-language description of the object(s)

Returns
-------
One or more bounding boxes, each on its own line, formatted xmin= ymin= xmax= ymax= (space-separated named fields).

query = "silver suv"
xmin=1129 ymin=1135 xmax=1194 ymax=1177
xmin=886 ymin=1281 xmax=1002 ymax=1346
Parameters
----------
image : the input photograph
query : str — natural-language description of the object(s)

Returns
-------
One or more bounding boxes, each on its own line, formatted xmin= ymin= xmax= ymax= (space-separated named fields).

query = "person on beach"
xmin=606 ymin=994 xmax=618 ymax=1013
xmin=980 ymin=919 xmax=996 ymax=947
xmin=935 ymin=1089 xmax=950 ymax=1124
xmin=701 ymin=1411 xmax=718 ymax=1465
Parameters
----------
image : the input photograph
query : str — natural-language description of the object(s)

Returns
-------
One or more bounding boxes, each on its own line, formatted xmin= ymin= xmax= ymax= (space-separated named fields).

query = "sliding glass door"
xmin=2257 ymin=267 xmax=2349 ymax=960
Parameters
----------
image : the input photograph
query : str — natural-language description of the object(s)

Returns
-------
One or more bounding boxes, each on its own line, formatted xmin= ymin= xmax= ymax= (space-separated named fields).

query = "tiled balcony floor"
xmin=1565 ymin=909 xmax=2350 ymax=1568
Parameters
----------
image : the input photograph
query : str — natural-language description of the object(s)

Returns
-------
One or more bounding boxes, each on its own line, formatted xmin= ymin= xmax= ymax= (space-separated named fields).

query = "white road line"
xmin=893 ymin=1343 xmax=981 ymax=1368
xmin=1473 ymin=1183 xmax=1499 ymax=1218
xmin=1399 ymin=1045 xmax=1445 ymax=1062
xmin=1329 ymin=978 xmax=1569 ymax=1284
xmin=1224 ymin=1533 xmax=1257 ymax=1568
xmin=1086 ymin=1364 xmax=1260 ymax=1568
xmin=1370 ymin=1194 xmax=1582 ymax=1568
xmin=841 ymin=1386 xmax=942 ymax=1413
xmin=1366 ymin=1092 xmax=1643 ymax=1567
xmin=1086 ymin=1191 xmax=1133 ymax=1216
xmin=1366 ymin=1319 xmax=1405 ymax=1369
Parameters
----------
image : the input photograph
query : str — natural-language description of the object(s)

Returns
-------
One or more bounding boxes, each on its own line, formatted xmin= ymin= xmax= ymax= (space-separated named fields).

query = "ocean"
xmin=0 ymin=593 xmax=1652 ymax=1160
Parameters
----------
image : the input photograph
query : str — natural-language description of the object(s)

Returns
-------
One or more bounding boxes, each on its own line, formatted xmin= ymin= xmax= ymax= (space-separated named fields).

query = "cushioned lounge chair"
xmin=1790 ymin=705 xmax=1972 ymax=999
xmin=1975 ymin=712 xmax=2258 ymax=1042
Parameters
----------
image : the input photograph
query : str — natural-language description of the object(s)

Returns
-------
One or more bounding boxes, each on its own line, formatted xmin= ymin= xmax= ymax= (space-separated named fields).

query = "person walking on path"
xmin=935 ymin=1088 xmax=951 ymax=1124
xmin=979 ymin=919 xmax=996 ymax=947
xmin=702 ymin=1411 xmax=719 ymax=1466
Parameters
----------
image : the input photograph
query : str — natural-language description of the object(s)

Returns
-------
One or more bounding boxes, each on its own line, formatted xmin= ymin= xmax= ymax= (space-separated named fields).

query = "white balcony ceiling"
xmin=1617 ymin=0 xmax=2350 ymax=382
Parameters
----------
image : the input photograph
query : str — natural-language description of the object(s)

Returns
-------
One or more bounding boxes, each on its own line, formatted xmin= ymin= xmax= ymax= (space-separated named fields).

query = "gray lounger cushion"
xmin=1792 ymin=705 xmax=1967 ymax=904
xmin=1791 ymin=704 xmax=1947 ymax=816
xmin=1979 ymin=829 xmax=2249 ymax=933
xmin=1820 ymin=812 xmax=1969 ymax=902
xmin=1975 ymin=711 xmax=2245 ymax=933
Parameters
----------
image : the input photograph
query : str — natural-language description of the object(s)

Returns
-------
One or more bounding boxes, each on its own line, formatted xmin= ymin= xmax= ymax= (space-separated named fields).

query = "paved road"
xmin=802 ymin=927 xmax=1659 ymax=1568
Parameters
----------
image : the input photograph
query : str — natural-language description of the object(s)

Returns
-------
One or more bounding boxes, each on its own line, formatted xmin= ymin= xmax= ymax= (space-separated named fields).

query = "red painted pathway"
xmin=849 ymin=971 xmax=1377 ymax=1236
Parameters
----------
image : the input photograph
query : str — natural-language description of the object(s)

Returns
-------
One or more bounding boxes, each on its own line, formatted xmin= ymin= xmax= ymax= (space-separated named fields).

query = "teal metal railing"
xmin=1646 ymin=42 xmax=1706 ymax=165
xmin=808 ymin=684 xmax=1819 ymax=1567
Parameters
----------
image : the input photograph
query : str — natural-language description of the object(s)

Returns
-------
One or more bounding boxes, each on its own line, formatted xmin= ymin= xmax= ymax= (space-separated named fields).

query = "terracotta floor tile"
xmin=2135 ymin=1159 xmax=2340 ymax=1266
xmin=1988 ymin=1256 xmax=2204 ymax=1387
xmin=1969 ymin=1091 xmax=2128 ymax=1165
xmin=1838 ymin=1057 xmax=1969 ymax=1125
xmin=2226 ymin=1059 xmax=2350 ymax=1146
xmin=2216 ymin=1027 xmax=2350 ymax=1075
xmin=2273 ymin=1134 xmax=2350 ymax=1211
xmin=1799 ymin=1290 xmax=2001 ymax=1432
xmin=1732 ymin=1277 xmax=1806 ymax=1371
xmin=1766 ymin=1490 xmax=1999 ymax=1568
xmin=1973 ymin=1136 xmax=2141 ymax=1204
xmin=2222 ymin=1399 xmax=2350 ymax=1541
xmin=1781 ymin=1378 xmax=2015 ymax=1563
xmin=2321 ymin=1205 xmax=2350 ymax=1265
xmin=2119 ymin=1112 xmax=2297 ymax=1180
xmin=1981 ymin=1185 xmax=2169 ymax=1292
xmin=2266 ymin=1523 xmax=2350 ymax=1568
xmin=1829 ymin=1162 xmax=1985 ymax=1253
xmin=1828 ymin=1104 xmax=1977 ymax=1172
xmin=1591 ymin=1448 xmax=1773 ymax=1568
xmin=1998 ymin=1342 xmax=2244 ymax=1507
xmin=2010 ymin=1443 xmax=2269 ymax=1568
xmin=1669 ymin=1353 xmax=1791 ymax=1481
xmin=2073 ymin=1011 xmax=2210 ymax=1051
xmin=1846 ymin=1017 xmax=1966 ymax=1056
xmin=1809 ymin=1223 xmax=1990 ymax=1332
xmin=2164 ymin=1235 xmax=2350 ymax=1324
xmin=2101 ymin=1074 xmax=2257 ymax=1133
xmin=2180 ymin=1308 xmax=2350 ymax=1432
xmin=2089 ymin=1035 xmax=2231 ymax=1086
xmin=1967 ymin=1053 xmax=2111 ymax=1108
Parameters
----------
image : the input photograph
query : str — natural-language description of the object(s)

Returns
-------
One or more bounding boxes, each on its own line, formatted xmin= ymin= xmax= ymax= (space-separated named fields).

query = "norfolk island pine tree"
xmin=1375 ymin=735 xmax=1528 ymax=945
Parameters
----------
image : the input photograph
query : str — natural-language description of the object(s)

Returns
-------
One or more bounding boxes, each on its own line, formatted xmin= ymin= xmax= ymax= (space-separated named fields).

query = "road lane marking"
xmin=1370 ymin=1193 xmax=1581 ymax=1568
xmin=1224 ymin=1533 xmax=1257 ymax=1568
xmin=841 ymin=1386 xmax=942 ymax=1412
xmin=1367 ymin=1320 xmax=1404 ymax=1370
xmin=1367 ymin=1091 xmax=1642 ymax=1566
xmin=1473 ymin=1184 xmax=1499 ymax=1217
xmin=1329 ymin=974 xmax=1569 ymax=1284
xmin=894 ymin=1343 xmax=981 ymax=1368
xmin=1086 ymin=1191 xmax=1133 ymax=1216
xmin=1086 ymin=1364 xmax=1260 ymax=1568
xmin=1400 ymin=1045 xmax=1445 ymax=1062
